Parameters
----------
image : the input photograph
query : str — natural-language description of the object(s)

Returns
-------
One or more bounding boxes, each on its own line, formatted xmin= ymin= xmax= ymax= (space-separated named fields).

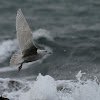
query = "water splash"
xmin=32 ymin=29 xmax=54 ymax=41
xmin=0 ymin=39 xmax=18 ymax=63
xmin=0 ymin=72 xmax=100 ymax=100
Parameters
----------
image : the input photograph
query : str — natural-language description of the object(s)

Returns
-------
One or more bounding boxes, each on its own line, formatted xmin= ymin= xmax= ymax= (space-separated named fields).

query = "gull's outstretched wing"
xmin=16 ymin=9 xmax=37 ymax=57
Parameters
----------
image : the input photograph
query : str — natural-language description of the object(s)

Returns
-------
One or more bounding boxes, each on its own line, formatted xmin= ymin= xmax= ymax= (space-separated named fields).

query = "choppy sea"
xmin=0 ymin=0 xmax=100 ymax=100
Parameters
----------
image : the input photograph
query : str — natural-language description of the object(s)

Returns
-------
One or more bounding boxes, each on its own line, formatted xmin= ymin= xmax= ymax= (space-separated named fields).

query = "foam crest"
xmin=0 ymin=72 xmax=100 ymax=100
xmin=32 ymin=29 xmax=54 ymax=41
xmin=20 ymin=73 xmax=59 ymax=100
xmin=19 ymin=72 xmax=100 ymax=100
xmin=0 ymin=39 xmax=18 ymax=63
xmin=73 ymin=80 xmax=100 ymax=100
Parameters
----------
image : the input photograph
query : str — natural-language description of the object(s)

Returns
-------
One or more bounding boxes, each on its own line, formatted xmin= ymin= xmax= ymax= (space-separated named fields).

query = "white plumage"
xmin=10 ymin=9 xmax=51 ymax=71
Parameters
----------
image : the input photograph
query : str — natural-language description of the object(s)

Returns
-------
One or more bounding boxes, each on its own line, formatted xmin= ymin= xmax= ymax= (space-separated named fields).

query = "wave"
xmin=0 ymin=39 xmax=18 ymax=63
xmin=32 ymin=29 xmax=54 ymax=41
xmin=0 ymin=29 xmax=54 ymax=64
xmin=0 ymin=64 xmax=29 ymax=72
xmin=0 ymin=71 xmax=100 ymax=100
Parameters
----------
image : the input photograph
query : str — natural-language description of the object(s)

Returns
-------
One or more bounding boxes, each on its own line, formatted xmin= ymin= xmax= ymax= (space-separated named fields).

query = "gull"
xmin=10 ymin=9 xmax=52 ymax=71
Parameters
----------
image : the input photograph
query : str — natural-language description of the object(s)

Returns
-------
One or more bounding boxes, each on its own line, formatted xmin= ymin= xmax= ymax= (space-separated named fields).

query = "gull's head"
xmin=37 ymin=49 xmax=52 ymax=56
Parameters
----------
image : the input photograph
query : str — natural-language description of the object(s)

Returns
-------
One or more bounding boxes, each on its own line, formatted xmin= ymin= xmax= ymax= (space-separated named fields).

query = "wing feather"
xmin=16 ymin=9 xmax=37 ymax=56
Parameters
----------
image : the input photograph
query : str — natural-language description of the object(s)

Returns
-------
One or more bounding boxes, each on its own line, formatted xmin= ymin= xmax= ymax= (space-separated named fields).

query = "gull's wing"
xmin=16 ymin=9 xmax=37 ymax=56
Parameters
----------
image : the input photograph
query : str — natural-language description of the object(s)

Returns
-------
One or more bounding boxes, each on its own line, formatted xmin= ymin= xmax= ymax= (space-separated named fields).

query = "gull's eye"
xmin=45 ymin=51 xmax=47 ymax=52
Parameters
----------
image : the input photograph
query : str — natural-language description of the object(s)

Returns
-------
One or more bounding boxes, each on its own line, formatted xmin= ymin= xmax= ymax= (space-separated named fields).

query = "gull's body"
xmin=10 ymin=9 xmax=51 ymax=71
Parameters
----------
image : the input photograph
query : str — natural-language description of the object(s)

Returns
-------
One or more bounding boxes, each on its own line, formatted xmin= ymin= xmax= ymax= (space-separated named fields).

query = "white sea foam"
xmin=19 ymin=74 xmax=67 ymax=100
xmin=0 ymin=39 xmax=18 ymax=63
xmin=20 ymin=73 xmax=59 ymax=100
xmin=1 ymin=71 xmax=100 ymax=100
xmin=19 ymin=72 xmax=100 ymax=100
xmin=32 ymin=29 xmax=54 ymax=41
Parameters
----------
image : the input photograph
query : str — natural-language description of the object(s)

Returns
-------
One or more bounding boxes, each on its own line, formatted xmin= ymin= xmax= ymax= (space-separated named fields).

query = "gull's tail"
xmin=10 ymin=53 xmax=24 ymax=67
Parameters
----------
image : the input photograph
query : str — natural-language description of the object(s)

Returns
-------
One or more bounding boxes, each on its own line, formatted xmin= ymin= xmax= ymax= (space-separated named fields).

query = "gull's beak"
xmin=49 ymin=52 xmax=52 ymax=54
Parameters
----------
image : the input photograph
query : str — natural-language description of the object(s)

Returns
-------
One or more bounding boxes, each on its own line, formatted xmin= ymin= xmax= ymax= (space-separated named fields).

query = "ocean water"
xmin=0 ymin=0 xmax=100 ymax=99
xmin=1 ymin=72 xmax=100 ymax=100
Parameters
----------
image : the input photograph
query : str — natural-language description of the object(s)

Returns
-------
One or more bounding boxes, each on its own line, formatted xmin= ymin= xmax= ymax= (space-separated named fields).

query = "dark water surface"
xmin=0 ymin=0 xmax=100 ymax=80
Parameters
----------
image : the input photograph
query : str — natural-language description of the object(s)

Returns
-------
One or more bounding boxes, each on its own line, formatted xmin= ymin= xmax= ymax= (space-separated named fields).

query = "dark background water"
xmin=0 ymin=0 xmax=100 ymax=80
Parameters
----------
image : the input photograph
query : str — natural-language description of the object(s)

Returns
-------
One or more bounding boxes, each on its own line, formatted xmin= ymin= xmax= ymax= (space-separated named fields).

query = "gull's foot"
xmin=18 ymin=63 xmax=23 ymax=71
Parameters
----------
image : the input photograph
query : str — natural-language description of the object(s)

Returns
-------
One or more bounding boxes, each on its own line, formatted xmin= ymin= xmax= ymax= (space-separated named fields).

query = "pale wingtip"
xmin=18 ymin=8 xmax=22 ymax=12
xmin=10 ymin=53 xmax=17 ymax=67
xmin=17 ymin=8 xmax=22 ymax=16
xmin=10 ymin=52 xmax=20 ymax=67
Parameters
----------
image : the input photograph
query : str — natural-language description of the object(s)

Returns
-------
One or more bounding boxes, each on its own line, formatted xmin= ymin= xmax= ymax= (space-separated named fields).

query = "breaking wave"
xmin=0 ymin=39 xmax=18 ymax=63
xmin=0 ymin=71 xmax=100 ymax=100
xmin=0 ymin=29 xmax=53 ymax=64
xmin=32 ymin=29 xmax=54 ymax=41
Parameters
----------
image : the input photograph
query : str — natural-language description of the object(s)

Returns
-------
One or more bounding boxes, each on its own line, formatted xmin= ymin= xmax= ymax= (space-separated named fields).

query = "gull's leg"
xmin=18 ymin=63 xmax=23 ymax=71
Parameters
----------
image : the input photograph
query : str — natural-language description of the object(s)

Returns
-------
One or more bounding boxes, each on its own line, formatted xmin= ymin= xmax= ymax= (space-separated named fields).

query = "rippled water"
xmin=0 ymin=0 xmax=100 ymax=80
xmin=0 ymin=0 xmax=100 ymax=99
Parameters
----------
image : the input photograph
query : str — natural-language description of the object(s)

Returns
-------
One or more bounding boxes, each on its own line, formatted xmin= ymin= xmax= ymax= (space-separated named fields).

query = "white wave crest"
xmin=0 ymin=39 xmax=18 ymax=63
xmin=1 ymin=72 xmax=100 ymax=100
xmin=19 ymin=72 xmax=100 ymax=100
xmin=20 ymin=73 xmax=58 ymax=100
xmin=32 ymin=29 xmax=54 ymax=41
